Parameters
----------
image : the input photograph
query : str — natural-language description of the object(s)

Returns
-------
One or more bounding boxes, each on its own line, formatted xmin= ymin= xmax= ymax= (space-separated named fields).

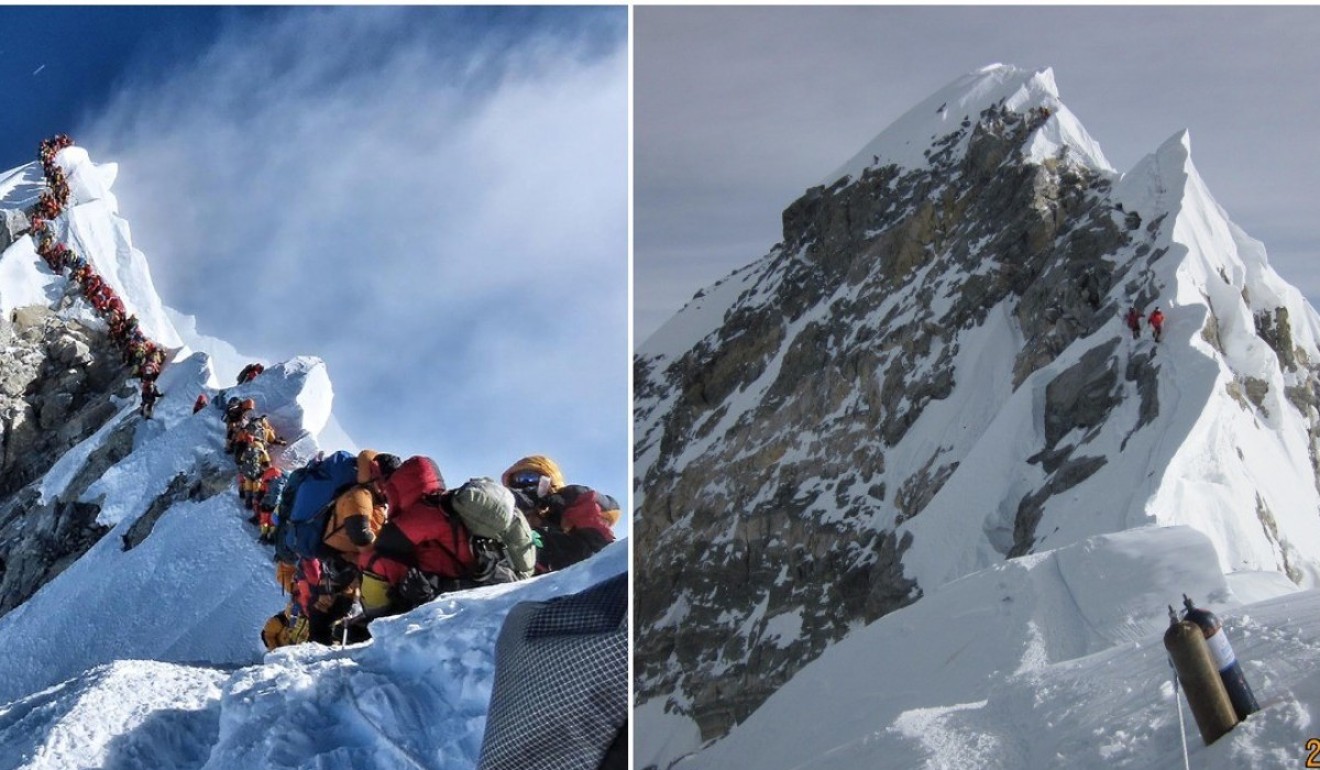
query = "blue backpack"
xmin=282 ymin=451 xmax=359 ymax=561
xmin=272 ymin=466 xmax=308 ymax=565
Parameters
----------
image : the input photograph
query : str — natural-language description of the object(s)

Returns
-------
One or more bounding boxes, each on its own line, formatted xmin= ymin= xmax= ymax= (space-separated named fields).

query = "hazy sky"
xmin=635 ymin=6 xmax=1320 ymax=343
xmin=1 ymin=7 xmax=628 ymax=504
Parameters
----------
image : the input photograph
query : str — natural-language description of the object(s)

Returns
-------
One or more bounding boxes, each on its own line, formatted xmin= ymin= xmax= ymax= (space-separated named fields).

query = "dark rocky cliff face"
xmin=634 ymin=103 xmax=1142 ymax=743
xmin=0 ymin=305 xmax=133 ymax=612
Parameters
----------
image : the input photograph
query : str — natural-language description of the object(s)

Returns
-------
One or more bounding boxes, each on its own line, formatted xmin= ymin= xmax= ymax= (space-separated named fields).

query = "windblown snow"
xmin=638 ymin=64 xmax=1320 ymax=768
xmin=0 ymin=146 xmax=626 ymax=769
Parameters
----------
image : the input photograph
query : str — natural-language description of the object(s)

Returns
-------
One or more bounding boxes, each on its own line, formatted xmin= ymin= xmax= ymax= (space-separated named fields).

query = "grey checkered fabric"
xmin=477 ymin=572 xmax=628 ymax=770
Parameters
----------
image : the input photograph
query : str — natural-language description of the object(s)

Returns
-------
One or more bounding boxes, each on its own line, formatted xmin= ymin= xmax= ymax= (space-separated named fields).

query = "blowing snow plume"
xmin=635 ymin=64 xmax=1320 ymax=765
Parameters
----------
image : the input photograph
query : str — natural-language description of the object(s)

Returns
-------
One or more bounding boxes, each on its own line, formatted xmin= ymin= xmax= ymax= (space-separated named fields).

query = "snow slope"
xmin=0 ymin=351 xmax=329 ymax=707
xmin=0 ymin=544 xmax=626 ymax=770
xmin=653 ymin=527 xmax=1311 ymax=770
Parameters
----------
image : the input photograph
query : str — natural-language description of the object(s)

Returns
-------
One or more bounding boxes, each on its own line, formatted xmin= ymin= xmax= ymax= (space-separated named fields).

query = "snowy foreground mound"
xmin=642 ymin=526 xmax=1314 ymax=770
xmin=0 ymin=541 xmax=625 ymax=770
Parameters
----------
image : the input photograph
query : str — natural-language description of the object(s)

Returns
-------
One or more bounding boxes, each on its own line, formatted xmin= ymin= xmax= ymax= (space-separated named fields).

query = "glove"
xmin=393 ymin=568 xmax=437 ymax=606
xmin=531 ymin=529 xmax=544 ymax=549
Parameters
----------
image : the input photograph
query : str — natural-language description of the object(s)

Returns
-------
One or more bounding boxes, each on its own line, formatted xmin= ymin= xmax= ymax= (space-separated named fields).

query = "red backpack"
xmin=372 ymin=457 xmax=475 ymax=578
xmin=380 ymin=456 xmax=446 ymax=512
xmin=372 ymin=496 xmax=475 ymax=579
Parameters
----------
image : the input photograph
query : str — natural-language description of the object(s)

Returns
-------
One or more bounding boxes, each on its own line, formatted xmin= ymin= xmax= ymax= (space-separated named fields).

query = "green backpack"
xmin=451 ymin=477 xmax=536 ymax=577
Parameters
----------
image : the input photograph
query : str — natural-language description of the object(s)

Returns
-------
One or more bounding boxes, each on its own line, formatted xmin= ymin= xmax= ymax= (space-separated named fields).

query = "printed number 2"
xmin=1306 ymin=738 xmax=1320 ymax=768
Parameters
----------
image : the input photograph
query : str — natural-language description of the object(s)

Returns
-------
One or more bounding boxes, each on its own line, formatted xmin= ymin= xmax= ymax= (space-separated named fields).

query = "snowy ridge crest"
xmin=826 ymin=63 xmax=1112 ymax=186
xmin=0 ymin=142 xmax=345 ymax=713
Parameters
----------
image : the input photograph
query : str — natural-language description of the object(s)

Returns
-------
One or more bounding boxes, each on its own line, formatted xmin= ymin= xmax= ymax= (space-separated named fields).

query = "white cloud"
xmin=78 ymin=7 xmax=629 ymax=509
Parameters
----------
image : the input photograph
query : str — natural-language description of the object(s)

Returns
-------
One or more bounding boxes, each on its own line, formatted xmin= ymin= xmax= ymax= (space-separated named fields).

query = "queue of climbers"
xmin=31 ymin=135 xmax=169 ymax=417
xmin=260 ymin=451 xmax=620 ymax=651
xmin=34 ymin=135 xmax=623 ymax=657
xmin=1124 ymin=304 xmax=1166 ymax=343
xmin=221 ymin=393 xmax=288 ymax=541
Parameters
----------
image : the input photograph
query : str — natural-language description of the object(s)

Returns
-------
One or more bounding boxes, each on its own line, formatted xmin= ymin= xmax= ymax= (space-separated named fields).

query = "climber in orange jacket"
xmin=1148 ymin=307 xmax=1166 ymax=343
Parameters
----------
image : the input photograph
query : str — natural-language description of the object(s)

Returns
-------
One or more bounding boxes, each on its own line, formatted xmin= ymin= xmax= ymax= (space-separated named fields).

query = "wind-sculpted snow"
xmin=0 ymin=543 xmax=625 ymax=770
xmin=636 ymin=62 xmax=1320 ymax=758
xmin=0 ymin=661 xmax=226 ymax=770
xmin=655 ymin=527 xmax=1309 ymax=770
xmin=0 ymin=237 xmax=64 ymax=315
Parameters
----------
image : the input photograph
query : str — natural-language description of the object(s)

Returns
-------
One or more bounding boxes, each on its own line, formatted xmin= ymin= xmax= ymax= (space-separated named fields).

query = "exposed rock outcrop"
xmin=0 ymin=306 xmax=135 ymax=612
xmin=636 ymin=100 xmax=1130 ymax=739
xmin=0 ymin=209 xmax=29 ymax=253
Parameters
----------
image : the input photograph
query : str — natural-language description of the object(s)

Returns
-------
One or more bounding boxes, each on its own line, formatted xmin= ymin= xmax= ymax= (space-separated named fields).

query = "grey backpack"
xmin=451 ymin=477 xmax=537 ymax=577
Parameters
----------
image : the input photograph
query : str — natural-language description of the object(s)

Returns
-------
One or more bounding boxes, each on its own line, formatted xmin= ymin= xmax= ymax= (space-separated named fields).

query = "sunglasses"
xmin=509 ymin=470 xmax=545 ymax=488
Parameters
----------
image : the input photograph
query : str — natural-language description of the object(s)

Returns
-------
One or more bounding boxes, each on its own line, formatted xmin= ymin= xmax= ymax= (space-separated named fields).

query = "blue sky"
xmin=0 ymin=7 xmax=270 ymax=167
xmin=1 ymin=7 xmax=628 ymax=511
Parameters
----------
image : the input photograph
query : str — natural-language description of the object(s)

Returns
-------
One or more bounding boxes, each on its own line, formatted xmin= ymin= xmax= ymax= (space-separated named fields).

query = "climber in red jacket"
xmin=1124 ymin=306 xmax=1142 ymax=340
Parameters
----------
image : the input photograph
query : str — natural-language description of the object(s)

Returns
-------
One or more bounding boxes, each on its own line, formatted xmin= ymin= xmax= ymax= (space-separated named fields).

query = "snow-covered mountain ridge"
xmin=635 ymin=63 xmax=1320 ymax=764
xmin=0 ymin=140 xmax=623 ymax=768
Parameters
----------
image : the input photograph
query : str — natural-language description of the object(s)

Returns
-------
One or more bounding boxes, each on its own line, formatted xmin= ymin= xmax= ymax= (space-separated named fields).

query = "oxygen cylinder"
xmin=1164 ymin=607 xmax=1237 ymax=745
xmin=1182 ymin=594 xmax=1260 ymax=720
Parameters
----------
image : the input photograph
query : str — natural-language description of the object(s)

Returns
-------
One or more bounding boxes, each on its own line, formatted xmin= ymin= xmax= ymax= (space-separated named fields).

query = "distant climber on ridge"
xmin=1124 ymin=306 xmax=1142 ymax=340
xmin=139 ymin=378 xmax=162 ymax=419
xmin=1149 ymin=306 xmax=1166 ymax=343
xmin=238 ymin=440 xmax=272 ymax=515
xmin=224 ymin=397 xmax=255 ymax=455
xmin=255 ymin=466 xmax=287 ymax=542
xmin=245 ymin=414 xmax=287 ymax=449
xmin=237 ymin=363 xmax=265 ymax=384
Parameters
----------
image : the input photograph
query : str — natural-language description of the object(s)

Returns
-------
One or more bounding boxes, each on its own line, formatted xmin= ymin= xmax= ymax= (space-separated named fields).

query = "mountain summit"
xmin=635 ymin=64 xmax=1320 ymax=764
xmin=827 ymin=64 xmax=1111 ymax=184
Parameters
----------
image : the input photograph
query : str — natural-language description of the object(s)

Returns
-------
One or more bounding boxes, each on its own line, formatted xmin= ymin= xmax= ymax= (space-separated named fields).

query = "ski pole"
xmin=1171 ymin=659 xmax=1191 ymax=770
xmin=1169 ymin=606 xmax=1191 ymax=770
